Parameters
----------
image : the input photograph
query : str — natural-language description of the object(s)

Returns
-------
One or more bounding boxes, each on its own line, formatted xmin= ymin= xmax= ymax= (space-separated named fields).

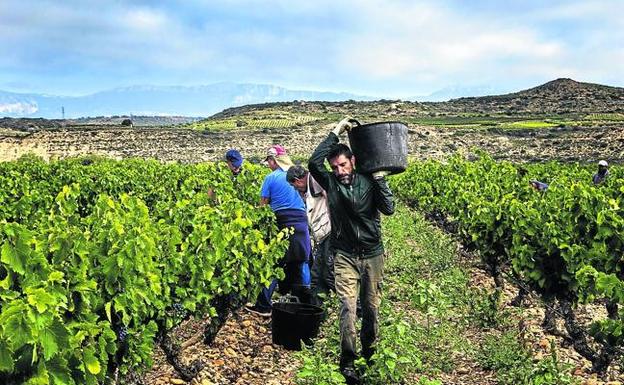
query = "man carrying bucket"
xmin=308 ymin=118 xmax=395 ymax=384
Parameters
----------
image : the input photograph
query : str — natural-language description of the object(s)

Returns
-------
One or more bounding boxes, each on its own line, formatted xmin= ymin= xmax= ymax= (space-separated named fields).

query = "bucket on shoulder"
xmin=271 ymin=296 xmax=325 ymax=351
xmin=347 ymin=119 xmax=408 ymax=175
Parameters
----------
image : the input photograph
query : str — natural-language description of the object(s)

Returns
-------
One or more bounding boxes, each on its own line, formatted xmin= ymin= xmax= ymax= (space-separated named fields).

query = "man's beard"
xmin=338 ymin=173 xmax=354 ymax=185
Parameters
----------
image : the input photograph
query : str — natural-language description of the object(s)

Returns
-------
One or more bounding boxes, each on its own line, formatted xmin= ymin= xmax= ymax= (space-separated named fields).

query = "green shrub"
xmin=477 ymin=330 xmax=533 ymax=384
xmin=360 ymin=305 xmax=422 ymax=384
xmin=466 ymin=287 xmax=508 ymax=328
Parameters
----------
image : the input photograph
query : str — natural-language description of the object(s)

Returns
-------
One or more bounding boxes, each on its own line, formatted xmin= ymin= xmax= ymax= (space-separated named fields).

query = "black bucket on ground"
xmin=347 ymin=120 xmax=408 ymax=175
xmin=271 ymin=300 xmax=325 ymax=351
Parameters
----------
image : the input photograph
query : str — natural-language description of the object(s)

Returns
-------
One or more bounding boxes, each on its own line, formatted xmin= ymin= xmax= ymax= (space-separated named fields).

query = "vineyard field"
xmin=0 ymin=157 xmax=288 ymax=385
xmin=391 ymin=154 xmax=624 ymax=374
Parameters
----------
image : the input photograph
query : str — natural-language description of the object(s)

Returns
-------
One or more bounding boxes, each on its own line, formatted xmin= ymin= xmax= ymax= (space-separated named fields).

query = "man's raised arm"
xmin=308 ymin=132 xmax=339 ymax=191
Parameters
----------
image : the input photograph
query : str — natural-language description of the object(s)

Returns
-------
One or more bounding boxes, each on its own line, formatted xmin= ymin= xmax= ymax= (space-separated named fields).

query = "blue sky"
xmin=1 ymin=0 xmax=622 ymax=98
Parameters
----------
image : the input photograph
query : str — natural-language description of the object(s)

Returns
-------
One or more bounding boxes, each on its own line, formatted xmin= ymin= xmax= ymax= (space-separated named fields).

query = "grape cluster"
xmin=117 ymin=326 xmax=129 ymax=342
xmin=172 ymin=302 xmax=188 ymax=318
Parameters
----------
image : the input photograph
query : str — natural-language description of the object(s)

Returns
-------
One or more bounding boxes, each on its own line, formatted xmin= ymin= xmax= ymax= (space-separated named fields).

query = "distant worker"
xmin=308 ymin=117 xmax=395 ymax=384
xmin=208 ymin=149 xmax=245 ymax=200
xmin=246 ymin=145 xmax=311 ymax=316
xmin=286 ymin=165 xmax=334 ymax=303
xmin=529 ymin=179 xmax=549 ymax=191
xmin=592 ymin=160 xmax=609 ymax=185
xmin=225 ymin=148 xmax=244 ymax=176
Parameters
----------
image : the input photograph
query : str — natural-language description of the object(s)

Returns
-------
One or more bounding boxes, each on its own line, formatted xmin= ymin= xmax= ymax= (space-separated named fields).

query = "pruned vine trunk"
xmin=204 ymin=294 xmax=244 ymax=345
xmin=606 ymin=299 xmax=618 ymax=320
xmin=541 ymin=297 xmax=559 ymax=334
xmin=510 ymin=286 xmax=529 ymax=307
xmin=559 ymin=299 xmax=601 ymax=369
xmin=159 ymin=332 xmax=204 ymax=382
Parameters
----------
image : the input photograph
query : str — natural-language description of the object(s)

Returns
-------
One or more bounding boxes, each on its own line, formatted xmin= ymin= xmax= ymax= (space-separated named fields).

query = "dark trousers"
xmin=310 ymin=237 xmax=335 ymax=302
xmin=256 ymin=279 xmax=279 ymax=311
xmin=255 ymin=261 xmax=311 ymax=311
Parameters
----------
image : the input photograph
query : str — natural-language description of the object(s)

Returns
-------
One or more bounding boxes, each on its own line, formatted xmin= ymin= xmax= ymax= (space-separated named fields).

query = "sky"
xmin=1 ymin=0 xmax=623 ymax=98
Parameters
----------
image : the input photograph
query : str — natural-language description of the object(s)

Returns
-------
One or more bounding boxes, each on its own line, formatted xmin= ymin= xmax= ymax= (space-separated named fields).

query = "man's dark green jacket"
xmin=308 ymin=133 xmax=395 ymax=259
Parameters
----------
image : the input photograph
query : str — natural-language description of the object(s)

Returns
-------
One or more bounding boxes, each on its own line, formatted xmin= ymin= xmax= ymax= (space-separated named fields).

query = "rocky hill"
xmin=439 ymin=78 xmax=624 ymax=114
xmin=197 ymin=78 xmax=624 ymax=123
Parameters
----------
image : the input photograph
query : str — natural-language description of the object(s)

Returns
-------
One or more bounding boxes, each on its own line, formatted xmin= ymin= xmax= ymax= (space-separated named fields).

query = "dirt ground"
xmin=142 ymin=311 xmax=299 ymax=385
xmin=0 ymin=124 xmax=622 ymax=164
xmin=138 ymin=257 xmax=624 ymax=385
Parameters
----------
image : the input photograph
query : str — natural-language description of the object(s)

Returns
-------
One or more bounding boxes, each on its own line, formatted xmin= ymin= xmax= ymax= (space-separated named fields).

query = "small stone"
xmin=606 ymin=382 xmax=622 ymax=385
xmin=456 ymin=366 xmax=470 ymax=374
xmin=171 ymin=379 xmax=186 ymax=385
xmin=224 ymin=347 xmax=237 ymax=357
xmin=242 ymin=320 xmax=252 ymax=327
xmin=213 ymin=359 xmax=225 ymax=366
xmin=201 ymin=380 xmax=215 ymax=385
xmin=261 ymin=344 xmax=273 ymax=353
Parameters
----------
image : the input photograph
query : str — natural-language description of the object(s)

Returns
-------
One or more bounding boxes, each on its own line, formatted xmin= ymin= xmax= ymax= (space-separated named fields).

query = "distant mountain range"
xmin=0 ymin=83 xmax=373 ymax=119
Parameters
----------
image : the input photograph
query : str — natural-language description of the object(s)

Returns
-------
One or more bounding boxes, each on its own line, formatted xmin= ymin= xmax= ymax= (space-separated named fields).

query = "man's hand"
xmin=332 ymin=117 xmax=354 ymax=136
xmin=372 ymin=170 xmax=390 ymax=179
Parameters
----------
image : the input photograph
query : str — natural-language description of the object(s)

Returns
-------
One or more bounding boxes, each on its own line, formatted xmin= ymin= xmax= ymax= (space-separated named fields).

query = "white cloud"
xmin=0 ymin=0 xmax=622 ymax=96
xmin=335 ymin=2 xmax=565 ymax=84
xmin=0 ymin=101 xmax=38 ymax=114
xmin=121 ymin=8 xmax=168 ymax=32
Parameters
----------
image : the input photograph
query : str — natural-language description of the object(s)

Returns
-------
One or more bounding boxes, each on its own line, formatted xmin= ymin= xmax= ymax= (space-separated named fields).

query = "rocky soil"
xmin=455 ymin=262 xmax=624 ymax=385
xmin=142 ymin=312 xmax=299 ymax=385
xmin=0 ymin=123 xmax=622 ymax=165
xmin=137 ymin=254 xmax=624 ymax=385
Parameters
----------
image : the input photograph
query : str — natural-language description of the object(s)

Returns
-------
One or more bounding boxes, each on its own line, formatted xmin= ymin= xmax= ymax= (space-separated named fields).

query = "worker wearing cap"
xmin=208 ymin=149 xmax=246 ymax=200
xmin=529 ymin=179 xmax=549 ymax=191
xmin=246 ymin=145 xmax=311 ymax=316
xmin=225 ymin=149 xmax=244 ymax=175
xmin=593 ymin=160 xmax=609 ymax=185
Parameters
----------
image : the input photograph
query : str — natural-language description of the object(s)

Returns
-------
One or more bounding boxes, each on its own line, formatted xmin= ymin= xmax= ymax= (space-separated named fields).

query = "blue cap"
xmin=225 ymin=149 xmax=243 ymax=168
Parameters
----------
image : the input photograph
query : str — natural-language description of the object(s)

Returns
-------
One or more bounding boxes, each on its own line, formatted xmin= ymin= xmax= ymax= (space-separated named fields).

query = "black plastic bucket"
xmin=271 ymin=301 xmax=325 ymax=351
xmin=347 ymin=120 xmax=408 ymax=175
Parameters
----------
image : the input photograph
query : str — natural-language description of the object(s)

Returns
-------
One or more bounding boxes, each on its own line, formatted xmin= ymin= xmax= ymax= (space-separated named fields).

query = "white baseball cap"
xmin=598 ymin=160 xmax=608 ymax=167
